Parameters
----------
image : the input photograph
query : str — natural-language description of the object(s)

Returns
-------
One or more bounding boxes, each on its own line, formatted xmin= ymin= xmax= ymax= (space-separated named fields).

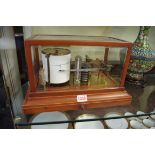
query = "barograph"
xmin=23 ymin=35 xmax=132 ymax=114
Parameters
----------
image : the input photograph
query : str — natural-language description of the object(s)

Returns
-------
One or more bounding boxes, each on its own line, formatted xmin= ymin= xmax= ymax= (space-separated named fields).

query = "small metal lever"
xmin=59 ymin=65 xmax=113 ymax=72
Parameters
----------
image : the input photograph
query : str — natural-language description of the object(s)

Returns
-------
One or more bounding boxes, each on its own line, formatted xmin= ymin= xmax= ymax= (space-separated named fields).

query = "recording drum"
xmin=30 ymin=112 xmax=70 ymax=129
xmin=104 ymin=112 xmax=129 ymax=129
xmin=41 ymin=48 xmax=71 ymax=84
xmin=74 ymin=114 xmax=105 ymax=129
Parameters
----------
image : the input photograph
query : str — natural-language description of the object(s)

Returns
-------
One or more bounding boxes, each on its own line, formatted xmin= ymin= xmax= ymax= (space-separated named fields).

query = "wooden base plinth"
xmin=23 ymin=87 xmax=132 ymax=114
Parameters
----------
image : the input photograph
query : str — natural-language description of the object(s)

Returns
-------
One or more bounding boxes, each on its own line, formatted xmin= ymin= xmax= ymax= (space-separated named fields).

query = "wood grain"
xmin=120 ymin=46 xmax=132 ymax=86
xmin=23 ymin=88 xmax=132 ymax=114
xmin=104 ymin=48 xmax=109 ymax=64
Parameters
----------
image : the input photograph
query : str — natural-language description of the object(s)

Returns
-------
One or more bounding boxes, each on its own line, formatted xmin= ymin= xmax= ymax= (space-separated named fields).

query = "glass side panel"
xmin=28 ymin=35 xmax=130 ymax=43
xmin=34 ymin=45 xmax=127 ymax=90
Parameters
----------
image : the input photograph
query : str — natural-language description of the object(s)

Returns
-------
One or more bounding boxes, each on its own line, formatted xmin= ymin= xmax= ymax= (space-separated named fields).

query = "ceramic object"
xmin=41 ymin=48 xmax=71 ymax=84
xmin=127 ymin=26 xmax=155 ymax=83
xmin=143 ymin=118 xmax=155 ymax=128
xmin=30 ymin=112 xmax=70 ymax=129
xmin=74 ymin=114 xmax=104 ymax=129
xmin=150 ymin=127 xmax=155 ymax=129
xmin=150 ymin=112 xmax=155 ymax=120
xmin=130 ymin=120 xmax=148 ymax=129
xmin=124 ymin=112 xmax=142 ymax=122
xmin=136 ymin=111 xmax=149 ymax=120
xmin=124 ymin=112 xmax=136 ymax=121
xmin=104 ymin=112 xmax=129 ymax=129
xmin=150 ymin=115 xmax=155 ymax=120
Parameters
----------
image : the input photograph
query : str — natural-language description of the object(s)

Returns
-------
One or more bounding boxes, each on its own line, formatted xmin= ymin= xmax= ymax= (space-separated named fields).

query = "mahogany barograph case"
xmin=23 ymin=35 xmax=132 ymax=114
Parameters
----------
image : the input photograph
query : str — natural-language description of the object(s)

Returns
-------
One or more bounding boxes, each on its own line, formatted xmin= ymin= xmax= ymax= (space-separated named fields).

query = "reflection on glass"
xmin=34 ymin=46 xmax=127 ymax=90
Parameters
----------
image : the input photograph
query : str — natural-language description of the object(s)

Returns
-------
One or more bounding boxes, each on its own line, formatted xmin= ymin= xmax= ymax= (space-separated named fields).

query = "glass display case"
xmin=23 ymin=35 xmax=133 ymax=114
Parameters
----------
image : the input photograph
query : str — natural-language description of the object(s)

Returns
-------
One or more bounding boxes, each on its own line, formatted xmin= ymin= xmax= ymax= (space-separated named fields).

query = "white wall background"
xmin=31 ymin=26 xmax=155 ymax=46
xmin=32 ymin=26 xmax=139 ymax=41
xmin=30 ymin=26 xmax=155 ymax=62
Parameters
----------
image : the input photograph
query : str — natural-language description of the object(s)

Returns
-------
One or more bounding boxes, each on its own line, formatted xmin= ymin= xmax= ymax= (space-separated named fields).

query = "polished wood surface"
xmin=25 ymin=44 xmax=36 ymax=91
xmin=25 ymin=39 xmax=132 ymax=47
xmin=23 ymin=87 xmax=132 ymax=114
xmin=26 ymin=35 xmax=131 ymax=44
xmin=34 ymin=47 xmax=40 ymax=75
xmin=104 ymin=48 xmax=109 ymax=64
xmin=120 ymin=46 xmax=132 ymax=86
xmin=29 ymin=87 xmax=125 ymax=97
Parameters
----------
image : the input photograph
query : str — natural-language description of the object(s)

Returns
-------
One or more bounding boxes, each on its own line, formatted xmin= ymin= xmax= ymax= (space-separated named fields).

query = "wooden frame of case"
xmin=23 ymin=35 xmax=132 ymax=114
